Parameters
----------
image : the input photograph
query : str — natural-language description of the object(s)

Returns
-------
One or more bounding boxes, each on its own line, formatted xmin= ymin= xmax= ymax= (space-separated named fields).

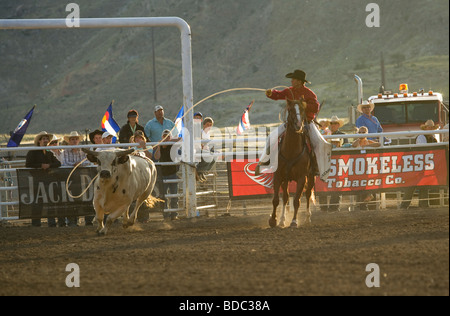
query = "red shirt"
xmin=268 ymin=86 xmax=320 ymax=121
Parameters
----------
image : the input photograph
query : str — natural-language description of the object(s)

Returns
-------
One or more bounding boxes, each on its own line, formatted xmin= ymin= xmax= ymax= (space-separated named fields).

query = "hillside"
xmin=0 ymin=0 xmax=448 ymax=139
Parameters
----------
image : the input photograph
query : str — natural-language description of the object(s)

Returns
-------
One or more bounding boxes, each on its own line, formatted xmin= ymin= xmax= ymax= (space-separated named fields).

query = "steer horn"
xmin=115 ymin=148 xmax=135 ymax=157
xmin=82 ymin=148 xmax=99 ymax=156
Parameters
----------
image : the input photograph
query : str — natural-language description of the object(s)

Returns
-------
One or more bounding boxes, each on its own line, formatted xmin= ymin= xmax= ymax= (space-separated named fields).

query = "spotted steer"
xmin=82 ymin=148 xmax=158 ymax=235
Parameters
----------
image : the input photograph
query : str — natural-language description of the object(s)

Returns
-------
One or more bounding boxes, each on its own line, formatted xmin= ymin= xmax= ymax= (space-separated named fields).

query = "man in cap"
xmin=144 ymin=105 xmax=178 ymax=143
xmin=119 ymin=109 xmax=147 ymax=144
xmin=25 ymin=131 xmax=62 ymax=227
xmin=255 ymin=69 xmax=332 ymax=181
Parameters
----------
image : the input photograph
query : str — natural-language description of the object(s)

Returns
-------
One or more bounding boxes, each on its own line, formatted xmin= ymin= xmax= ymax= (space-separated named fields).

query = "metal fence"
xmin=1 ymin=129 xmax=449 ymax=223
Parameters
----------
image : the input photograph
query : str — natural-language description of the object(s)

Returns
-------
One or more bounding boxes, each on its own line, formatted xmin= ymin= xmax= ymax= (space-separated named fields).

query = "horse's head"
xmin=286 ymin=99 xmax=307 ymax=134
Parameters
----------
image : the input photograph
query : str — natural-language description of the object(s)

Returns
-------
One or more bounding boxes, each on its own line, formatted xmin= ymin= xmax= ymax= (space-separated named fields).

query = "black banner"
xmin=17 ymin=167 xmax=97 ymax=219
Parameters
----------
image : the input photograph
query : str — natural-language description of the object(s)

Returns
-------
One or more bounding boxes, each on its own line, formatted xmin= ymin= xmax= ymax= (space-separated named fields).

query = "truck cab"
xmin=352 ymin=76 xmax=448 ymax=143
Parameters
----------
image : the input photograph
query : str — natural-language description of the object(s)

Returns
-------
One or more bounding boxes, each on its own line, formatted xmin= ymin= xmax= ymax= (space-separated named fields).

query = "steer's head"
xmin=82 ymin=148 xmax=135 ymax=179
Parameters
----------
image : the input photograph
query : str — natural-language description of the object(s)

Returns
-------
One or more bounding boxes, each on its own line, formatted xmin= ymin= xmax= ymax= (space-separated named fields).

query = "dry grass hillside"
xmin=0 ymin=0 xmax=448 ymax=141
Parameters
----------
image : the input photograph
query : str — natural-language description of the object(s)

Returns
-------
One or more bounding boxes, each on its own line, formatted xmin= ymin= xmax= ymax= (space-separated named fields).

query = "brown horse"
xmin=269 ymin=99 xmax=315 ymax=228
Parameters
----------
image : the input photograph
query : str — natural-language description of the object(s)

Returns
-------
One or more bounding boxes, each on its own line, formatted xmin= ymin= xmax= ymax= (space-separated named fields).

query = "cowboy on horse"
xmin=255 ymin=69 xmax=332 ymax=181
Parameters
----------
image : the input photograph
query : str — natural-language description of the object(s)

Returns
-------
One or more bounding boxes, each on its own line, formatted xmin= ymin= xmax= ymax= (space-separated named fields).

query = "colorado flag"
xmin=101 ymin=102 xmax=120 ymax=143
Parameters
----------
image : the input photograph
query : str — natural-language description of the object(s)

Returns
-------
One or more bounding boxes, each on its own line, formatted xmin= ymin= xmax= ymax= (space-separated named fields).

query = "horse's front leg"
xmin=291 ymin=178 xmax=306 ymax=227
xmin=304 ymin=174 xmax=316 ymax=224
xmin=270 ymin=177 xmax=281 ymax=228
xmin=278 ymin=181 xmax=289 ymax=227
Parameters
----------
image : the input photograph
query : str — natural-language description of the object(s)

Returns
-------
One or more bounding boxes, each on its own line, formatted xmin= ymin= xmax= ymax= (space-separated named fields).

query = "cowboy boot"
xmin=254 ymin=160 xmax=270 ymax=176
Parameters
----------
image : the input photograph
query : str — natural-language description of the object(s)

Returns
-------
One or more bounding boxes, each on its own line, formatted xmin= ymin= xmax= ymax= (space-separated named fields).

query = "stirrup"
xmin=255 ymin=161 xmax=269 ymax=176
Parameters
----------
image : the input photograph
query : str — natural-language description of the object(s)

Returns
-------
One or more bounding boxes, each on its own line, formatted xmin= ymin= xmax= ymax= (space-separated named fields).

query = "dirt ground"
xmin=0 ymin=206 xmax=448 ymax=296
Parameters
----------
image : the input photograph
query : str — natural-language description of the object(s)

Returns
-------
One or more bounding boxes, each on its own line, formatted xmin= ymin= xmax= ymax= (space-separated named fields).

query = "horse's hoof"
xmin=269 ymin=217 xmax=277 ymax=228
xmin=290 ymin=221 xmax=298 ymax=228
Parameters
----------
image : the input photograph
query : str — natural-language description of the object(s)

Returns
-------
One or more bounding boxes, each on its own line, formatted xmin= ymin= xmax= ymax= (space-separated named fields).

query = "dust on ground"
xmin=0 ymin=207 xmax=448 ymax=296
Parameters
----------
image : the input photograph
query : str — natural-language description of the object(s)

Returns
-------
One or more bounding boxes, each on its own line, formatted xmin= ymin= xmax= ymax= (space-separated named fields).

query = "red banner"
xmin=227 ymin=146 xmax=449 ymax=199
xmin=315 ymin=146 xmax=448 ymax=193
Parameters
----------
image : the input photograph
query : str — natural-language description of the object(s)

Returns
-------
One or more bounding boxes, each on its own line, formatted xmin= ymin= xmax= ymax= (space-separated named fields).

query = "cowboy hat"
xmin=420 ymin=119 xmax=440 ymax=130
xmin=318 ymin=119 xmax=330 ymax=128
xmin=34 ymin=131 xmax=54 ymax=146
xmin=49 ymin=134 xmax=62 ymax=144
xmin=89 ymin=129 xmax=104 ymax=144
xmin=329 ymin=115 xmax=345 ymax=127
xmin=64 ymin=131 xmax=82 ymax=143
xmin=285 ymin=69 xmax=311 ymax=84
xmin=357 ymin=100 xmax=375 ymax=113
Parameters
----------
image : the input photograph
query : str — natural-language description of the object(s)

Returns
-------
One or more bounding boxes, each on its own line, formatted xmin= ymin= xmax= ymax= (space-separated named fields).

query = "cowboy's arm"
xmin=266 ymin=88 xmax=291 ymax=100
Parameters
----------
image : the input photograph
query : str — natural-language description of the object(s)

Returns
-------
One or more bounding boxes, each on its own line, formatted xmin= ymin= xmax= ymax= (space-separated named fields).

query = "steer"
xmin=82 ymin=148 xmax=158 ymax=235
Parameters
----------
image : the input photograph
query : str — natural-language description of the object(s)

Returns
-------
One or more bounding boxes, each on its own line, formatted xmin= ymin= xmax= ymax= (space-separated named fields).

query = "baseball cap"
xmin=102 ymin=131 xmax=113 ymax=139
xmin=154 ymin=105 xmax=164 ymax=112
xmin=127 ymin=109 xmax=138 ymax=118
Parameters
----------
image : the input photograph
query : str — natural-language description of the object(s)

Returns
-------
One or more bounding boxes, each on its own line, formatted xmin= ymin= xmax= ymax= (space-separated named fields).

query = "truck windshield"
xmin=374 ymin=101 xmax=439 ymax=125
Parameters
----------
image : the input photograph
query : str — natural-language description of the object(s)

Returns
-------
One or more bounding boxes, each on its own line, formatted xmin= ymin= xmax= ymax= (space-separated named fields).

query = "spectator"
xmin=317 ymin=116 xmax=346 ymax=212
xmin=62 ymin=131 xmax=90 ymax=167
xmin=416 ymin=119 xmax=439 ymax=144
xmin=25 ymin=131 xmax=62 ymax=227
xmin=130 ymin=130 xmax=153 ymax=159
xmin=89 ymin=129 xmax=104 ymax=149
xmin=153 ymin=129 xmax=180 ymax=220
xmin=92 ymin=131 xmax=115 ymax=152
xmin=400 ymin=120 xmax=440 ymax=210
xmin=61 ymin=131 xmax=90 ymax=227
xmin=196 ymin=117 xmax=217 ymax=182
xmin=329 ymin=116 xmax=348 ymax=145
xmin=318 ymin=119 xmax=331 ymax=136
xmin=119 ymin=109 xmax=147 ymax=144
xmin=355 ymin=101 xmax=383 ymax=141
xmin=194 ymin=112 xmax=203 ymax=122
xmin=48 ymin=134 xmax=64 ymax=163
xmin=352 ymin=126 xmax=381 ymax=148
xmin=144 ymin=105 xmax=177 ymax=143
xmin=352 ymin=126 xmax=380 ymax=210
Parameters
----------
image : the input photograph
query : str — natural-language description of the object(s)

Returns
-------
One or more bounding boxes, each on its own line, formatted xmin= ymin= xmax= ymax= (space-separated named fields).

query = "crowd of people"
xmin=24 ymin=104 xmax=217 ymax=227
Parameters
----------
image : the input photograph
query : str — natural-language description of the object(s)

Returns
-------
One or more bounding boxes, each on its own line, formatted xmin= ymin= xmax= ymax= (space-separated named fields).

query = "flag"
xmin=174 ymin=105 xmax=184 ymax=138
xmin=236 ymin=100 xmax=254 ymax=135
xmin=101 ymin=102 xmax=120 ymax=143
xmin=7 ymin=105 xmax=35 ymax=147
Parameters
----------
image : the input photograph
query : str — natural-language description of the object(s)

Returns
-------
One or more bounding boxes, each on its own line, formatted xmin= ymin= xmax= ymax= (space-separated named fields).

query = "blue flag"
xmin=7 ymin=105 xmax=35 ymax=147
xmin=175 ymin=105 xmax=184 ymax=138
xmin=101 ymin=102 xmax=121 ymax=143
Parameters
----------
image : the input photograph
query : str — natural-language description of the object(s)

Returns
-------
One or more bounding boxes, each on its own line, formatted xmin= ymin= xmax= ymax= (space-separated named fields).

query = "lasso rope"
xmin=65 ymin=85 xmax=293 ymax=198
